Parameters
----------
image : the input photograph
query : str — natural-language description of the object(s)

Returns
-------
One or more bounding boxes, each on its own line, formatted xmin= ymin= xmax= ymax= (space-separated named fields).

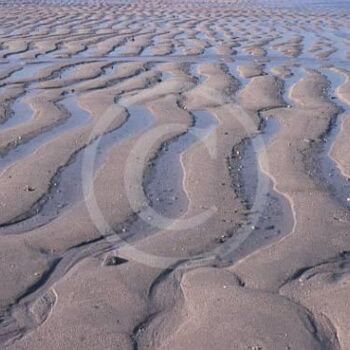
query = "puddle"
xmin=101 ymin=63 xmax=117 ymax=75
xmin=4 ymin=50 xmax=29 ymax=62
xmin=77 ymin=108 xmax=219 ymax=247
xmin=3 ymin=62 xmax=51 ymax=83
xmin=220 ymin=115 xmax=294 ymax=263
xmin=145 ymin=110 xmax=218 ymax=219
xmin=226 ymin=61 xmax=250 ymax=86
xmin=72 ymin=46 xmax=91 ymax=59
xmin=58 ymin=64 xmax=82 ymax=79
xmin=171 ymin=45 xmax=184 ymax=56
xmin=265 ymin=63 xmax=306 ymax=105
xmin=44 ymin=108 xmax=220 ymax=246
xmin=175 ymin=32 xmax=187 ymax=40
xmin=92 ymin=105 xmax=154 ymax=169
xmin=334 ymin=31 xmax=350 ymax=39
xmin=188 ymin=63 xmax=206 ymax=84
xmin=140 ymin=44 xmax=154 ymax=56
xmin=221 ymin=62 xmax=350 ymax=262
xmin=161 ymin=71 xmax=173 ymax=80
xmin=233 ymin=118 xmax=280 ymax=208
xmin=0 ymin=104 xmax=154 ymax=233
xmin=202 ymin=45 xmax=218 ymax=57
xmin=208 ymin=61 xmax=297 ymax=262
xmin=196 ymin=32 xmax=208 ymax=40
xmin=215 ymin=31 xmax=227 ymax=41
xmin=107 ymin=43 xmax=127 ymax=57
xmin=299 ymin=31 xmax=319 ymax=59
xmin=0 ymin=90 xmax=37 ymax=131
xmin=39 ymin=48 xmax=62 ymax=60
xmin=325 ymin=31 xmax=350 ymax=62
xmin=265 ymin=31 xmax=299 ymax=58
xmin=0 ymin=95 xmax=90 ymax=170
xmin=307 ymin=68 xmax=350 ymax=209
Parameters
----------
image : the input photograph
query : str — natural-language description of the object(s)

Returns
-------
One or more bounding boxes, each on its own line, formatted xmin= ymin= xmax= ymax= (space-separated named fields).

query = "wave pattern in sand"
xmin=0 ymin=1 xmax=350 ymax=349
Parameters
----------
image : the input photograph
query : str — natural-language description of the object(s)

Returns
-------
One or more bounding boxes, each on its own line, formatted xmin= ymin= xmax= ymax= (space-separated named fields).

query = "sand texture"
xmin=0 ymin=0 xmax=350 ymax=349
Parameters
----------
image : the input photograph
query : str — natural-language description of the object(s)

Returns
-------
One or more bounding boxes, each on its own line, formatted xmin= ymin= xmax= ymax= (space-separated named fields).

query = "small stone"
xmin=217 ymin=235 xmax=227 ymax=243
xmin=104 ymin=256 xmax=128 ymax=266
xmin=25 ymin=185 xmax=35 ymax=192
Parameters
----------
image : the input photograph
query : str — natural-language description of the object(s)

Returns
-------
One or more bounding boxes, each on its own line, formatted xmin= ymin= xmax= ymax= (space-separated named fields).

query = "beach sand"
xmin=0 ymin=0 xmax=350 ymax=349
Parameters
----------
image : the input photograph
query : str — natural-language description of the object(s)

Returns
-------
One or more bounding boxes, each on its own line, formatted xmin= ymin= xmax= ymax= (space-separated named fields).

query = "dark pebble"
xmin=104 ymin=256 xmax=128 ymax=266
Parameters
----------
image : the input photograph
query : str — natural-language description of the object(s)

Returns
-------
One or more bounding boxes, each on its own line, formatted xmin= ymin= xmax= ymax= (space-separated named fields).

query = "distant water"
xmin=1 ymin=0 xmax=349 ymax=9
xmin=255 ymin=0 xmax=350 ymax=9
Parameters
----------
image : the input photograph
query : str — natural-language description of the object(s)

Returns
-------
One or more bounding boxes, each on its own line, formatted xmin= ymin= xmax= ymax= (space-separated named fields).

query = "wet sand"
xmin=0 ymin=0 xmax=350 ymax=349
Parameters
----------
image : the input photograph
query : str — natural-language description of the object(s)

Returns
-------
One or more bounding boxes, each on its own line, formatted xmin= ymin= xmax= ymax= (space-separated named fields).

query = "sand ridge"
xmin=0 ymin=0 xmax=350 ymax=349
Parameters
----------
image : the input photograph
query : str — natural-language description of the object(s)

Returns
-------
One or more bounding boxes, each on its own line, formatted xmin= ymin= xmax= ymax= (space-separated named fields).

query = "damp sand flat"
xmin=0 ymin=1 xmax=350 ymax=349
